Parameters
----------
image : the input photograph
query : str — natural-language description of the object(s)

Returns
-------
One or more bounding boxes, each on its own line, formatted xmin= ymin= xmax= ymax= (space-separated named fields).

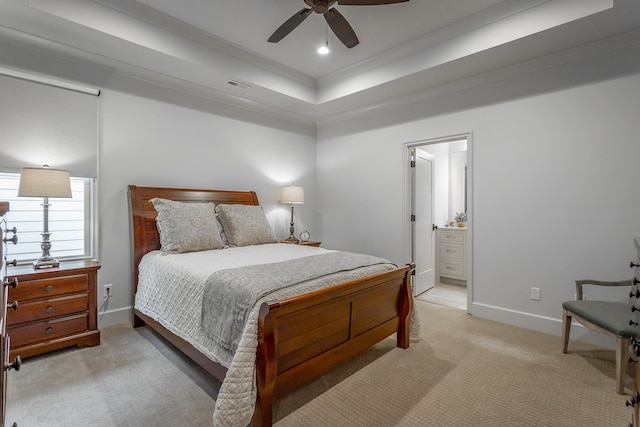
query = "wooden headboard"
xmin=127 ymin=185 xmax=260 ymax=293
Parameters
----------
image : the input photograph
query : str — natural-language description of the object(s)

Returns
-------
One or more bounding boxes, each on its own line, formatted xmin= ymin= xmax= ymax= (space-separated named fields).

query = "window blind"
xmin=0 ymin=72 xmax=98 ymax=177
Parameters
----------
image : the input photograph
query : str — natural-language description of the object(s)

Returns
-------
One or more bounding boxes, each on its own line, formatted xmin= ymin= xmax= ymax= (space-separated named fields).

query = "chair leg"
xmin=562 ymin=310 xmax=571 ymax=354
xmin=616 ymin=337 xmax=630 ymax=394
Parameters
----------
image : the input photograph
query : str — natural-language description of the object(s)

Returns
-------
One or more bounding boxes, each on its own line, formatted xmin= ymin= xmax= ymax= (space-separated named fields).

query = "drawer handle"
xmin=4 ymin=355 xmax=21 ymax=372
xmin=46 ymin=306 xmax=53 ymax=313
xmin=3 ymin=234 xmax=17 ymax=245
xmin=632 ymin=262 xmax=640 ymax=268
xmin=45 ymin=285 xmax=53 ymax=292
xmin=7 ymin=301 xmax=18 ymax=311
xmin=3 ymin=277 xmax=18 ymax=288
xmin=45 ymin=327 xmax=53 ymax=335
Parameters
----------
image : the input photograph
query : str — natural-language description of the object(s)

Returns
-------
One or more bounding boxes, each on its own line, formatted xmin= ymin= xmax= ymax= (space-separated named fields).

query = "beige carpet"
xmin=7 ymin=301 xmax=632 ymax=426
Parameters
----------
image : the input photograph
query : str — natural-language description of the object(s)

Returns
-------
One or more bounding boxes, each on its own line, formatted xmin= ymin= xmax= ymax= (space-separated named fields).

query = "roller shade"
xmin=0 ymin=72 xmax=98 ymax=177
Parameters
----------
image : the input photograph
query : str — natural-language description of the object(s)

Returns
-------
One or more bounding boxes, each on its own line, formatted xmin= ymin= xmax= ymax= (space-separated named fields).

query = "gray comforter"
xmin=201 ymin=251 xmax=394 ymax=353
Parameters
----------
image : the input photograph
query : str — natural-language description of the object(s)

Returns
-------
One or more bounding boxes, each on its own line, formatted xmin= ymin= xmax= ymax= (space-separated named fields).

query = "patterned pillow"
xmin=216 ymin=214 xmax=229 ymax=247
xmin=150 ymin=198 xmax=225 ymax=254
xmin=215 ymin=204 xmax=278 ymax=247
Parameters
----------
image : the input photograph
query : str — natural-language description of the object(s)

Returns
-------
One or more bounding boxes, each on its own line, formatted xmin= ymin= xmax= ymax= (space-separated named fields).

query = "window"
xmin=0 ymin=172 xmax=95 ymax=264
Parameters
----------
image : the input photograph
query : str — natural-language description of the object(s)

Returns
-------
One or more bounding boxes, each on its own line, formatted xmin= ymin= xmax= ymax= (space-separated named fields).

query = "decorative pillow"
xmin=215 ymin=204 xmax=278 ymax=247
xmin=150 ymin=198 xmax=225 ymax=254
xmin=216 ymin=214 xmax=229 ymax=247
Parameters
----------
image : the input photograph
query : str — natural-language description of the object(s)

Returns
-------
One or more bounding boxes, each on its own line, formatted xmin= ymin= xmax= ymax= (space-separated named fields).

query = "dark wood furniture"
xmin=128 ymin=185 xmax=414 ymax=427
xmin=279 ymin=239 xmax=321 ymax=247
xmin=5 ymin=260 xmax=100 ymax=360
xmin=629 ymin=238 xmax=640 ymax=424
xmin=1 ymin=202 xmax=19 ymax=427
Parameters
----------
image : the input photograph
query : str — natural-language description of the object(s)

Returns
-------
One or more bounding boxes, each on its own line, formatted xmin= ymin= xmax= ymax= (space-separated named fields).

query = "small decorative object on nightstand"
xmin=299 ymin=230 xmax=310 ymax=243
xmin=5 ymin=260 xmax=101 ymax=360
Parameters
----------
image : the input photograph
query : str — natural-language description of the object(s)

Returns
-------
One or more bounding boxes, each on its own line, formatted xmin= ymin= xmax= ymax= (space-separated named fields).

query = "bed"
xmin=128 ymin=185 xmax=415 ymax=427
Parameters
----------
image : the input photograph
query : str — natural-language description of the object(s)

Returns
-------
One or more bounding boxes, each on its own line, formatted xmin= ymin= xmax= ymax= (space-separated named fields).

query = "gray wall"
xmin=315 ymin=70 xmax=640 ymax=347
xmin=97 ymin=90 xmax=317 ymax=325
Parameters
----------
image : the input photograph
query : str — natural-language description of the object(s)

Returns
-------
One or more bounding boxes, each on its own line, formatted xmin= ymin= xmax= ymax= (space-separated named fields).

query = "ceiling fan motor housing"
xmin=305 ymin=0 xmax=335 ymax=14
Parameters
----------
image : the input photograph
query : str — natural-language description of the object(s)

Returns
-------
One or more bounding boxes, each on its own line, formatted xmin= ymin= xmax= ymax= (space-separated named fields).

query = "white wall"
xmin=97 ymin=91 xmax=316 ymax=326
xmin=316 ymin=72 xmax=640 ymax=346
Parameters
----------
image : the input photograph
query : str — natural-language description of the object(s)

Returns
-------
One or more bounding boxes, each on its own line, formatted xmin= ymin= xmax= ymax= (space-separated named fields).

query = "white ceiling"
xmin=0 ymin=0 xmax=638 ymax=126
xmin=134 ymin=0 xmax=507 ymax=78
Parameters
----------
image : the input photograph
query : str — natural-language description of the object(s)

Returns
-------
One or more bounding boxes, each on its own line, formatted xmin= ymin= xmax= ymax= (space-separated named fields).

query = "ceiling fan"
xmin=268 ymin=0 xmax=409 ymax=49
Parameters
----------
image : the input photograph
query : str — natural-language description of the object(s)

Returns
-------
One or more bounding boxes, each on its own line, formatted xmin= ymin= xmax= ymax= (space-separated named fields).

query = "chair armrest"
xmin=574 ymin=279 xmax=633 ymax=300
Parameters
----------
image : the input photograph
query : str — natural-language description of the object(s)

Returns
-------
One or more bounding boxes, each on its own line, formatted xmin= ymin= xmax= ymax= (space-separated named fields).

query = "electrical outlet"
xmin=103 ymin=284 xmax=112 ymax=299
xmin=530 ymin=287 xmax=541 ymax=301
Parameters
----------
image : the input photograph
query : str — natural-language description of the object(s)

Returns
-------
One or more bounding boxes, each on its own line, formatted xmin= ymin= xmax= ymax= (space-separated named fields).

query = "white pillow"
xmin=215 ymin=204 xmax=278 ymax=247
xmin=150 ymin=198 xmax=225 ymax=254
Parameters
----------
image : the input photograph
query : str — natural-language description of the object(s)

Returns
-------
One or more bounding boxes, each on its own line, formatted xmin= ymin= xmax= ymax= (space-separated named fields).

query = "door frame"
xmin=403 ymin=132 xmax=473 ymax=313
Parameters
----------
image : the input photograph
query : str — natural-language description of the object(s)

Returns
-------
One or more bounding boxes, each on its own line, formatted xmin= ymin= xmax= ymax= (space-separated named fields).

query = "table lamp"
xmin=280 ymin=185 xmax=304 ymax=242
xmin=18 ymin=165 xmax=72 ymax=269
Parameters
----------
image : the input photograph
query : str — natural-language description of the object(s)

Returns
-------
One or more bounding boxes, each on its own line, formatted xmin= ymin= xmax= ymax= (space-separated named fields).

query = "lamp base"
xmin=283 ymin=236 xmax=299 ymax=243
xmin=33 ymin=258 xmax=60 ymax=269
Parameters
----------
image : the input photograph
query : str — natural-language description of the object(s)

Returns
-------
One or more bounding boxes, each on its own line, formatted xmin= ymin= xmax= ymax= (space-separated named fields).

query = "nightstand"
xmin=280 ymin=240 xmax=321 ymax=247
xmin=5 ymin=260 xmax=100 ymax=360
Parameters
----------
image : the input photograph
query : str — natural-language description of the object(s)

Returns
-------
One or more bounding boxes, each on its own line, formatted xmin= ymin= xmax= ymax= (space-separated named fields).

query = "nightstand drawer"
xmin=8 ymin=274 xmax=89 ymax=301
xmin=8 ymin=313 xmax=89 ymax=348
xmin=7 ymin=294 xmax=88 ymax=325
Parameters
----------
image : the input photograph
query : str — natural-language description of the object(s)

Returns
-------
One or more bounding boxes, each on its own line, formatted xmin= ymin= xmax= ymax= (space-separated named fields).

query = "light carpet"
xmin=7 ymin=301 xmax=631 ymax=426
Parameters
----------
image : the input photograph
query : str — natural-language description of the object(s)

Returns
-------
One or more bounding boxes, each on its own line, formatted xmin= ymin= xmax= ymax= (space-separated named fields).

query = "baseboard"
xmin=470 ymin=302 xmax=616 ymax=350
xmin=440 ymin=277 xmax=467 ymax=286
xmin=98 ymin=306 xmax=133 ymax=328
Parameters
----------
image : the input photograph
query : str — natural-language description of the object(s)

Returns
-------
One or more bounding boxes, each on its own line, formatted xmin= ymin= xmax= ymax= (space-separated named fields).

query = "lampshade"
xmin=18 ymin=166 xmax=72 ymax=198
xmin=280 ymin=185 xmax=304 ymax=204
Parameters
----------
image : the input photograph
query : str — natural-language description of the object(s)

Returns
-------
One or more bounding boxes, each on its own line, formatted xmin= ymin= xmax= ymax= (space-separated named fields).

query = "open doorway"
xmin=406 ymin=134 xmax=471 ymax=311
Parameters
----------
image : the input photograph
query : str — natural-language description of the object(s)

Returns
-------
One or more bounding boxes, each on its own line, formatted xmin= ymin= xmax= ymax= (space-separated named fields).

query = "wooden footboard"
xmin=253 ymin=263 xmax=414 ymax=427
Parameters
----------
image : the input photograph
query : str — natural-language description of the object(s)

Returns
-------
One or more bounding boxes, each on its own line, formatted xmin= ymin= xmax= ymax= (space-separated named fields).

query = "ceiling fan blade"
xmin=338 ymin=0 xmax=409 ymax=5
xmin=324 ymin=8 xmax=359 ymax=48
xmin=268 ymin=8 xmax=313 ymax=43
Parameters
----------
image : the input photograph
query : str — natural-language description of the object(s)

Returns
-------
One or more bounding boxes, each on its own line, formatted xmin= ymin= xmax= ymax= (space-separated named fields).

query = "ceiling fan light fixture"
xmin=318 ymin=41 xmax=330 ymax=55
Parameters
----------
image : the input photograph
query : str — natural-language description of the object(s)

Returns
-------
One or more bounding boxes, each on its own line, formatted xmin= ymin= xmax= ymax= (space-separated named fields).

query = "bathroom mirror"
xmin=450 ymin=151 xmax=467 ymax=217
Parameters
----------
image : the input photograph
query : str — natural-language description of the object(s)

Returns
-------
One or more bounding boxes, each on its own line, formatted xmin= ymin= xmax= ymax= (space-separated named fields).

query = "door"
xmin=412 ymin=149 xmax=435 ymax=296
